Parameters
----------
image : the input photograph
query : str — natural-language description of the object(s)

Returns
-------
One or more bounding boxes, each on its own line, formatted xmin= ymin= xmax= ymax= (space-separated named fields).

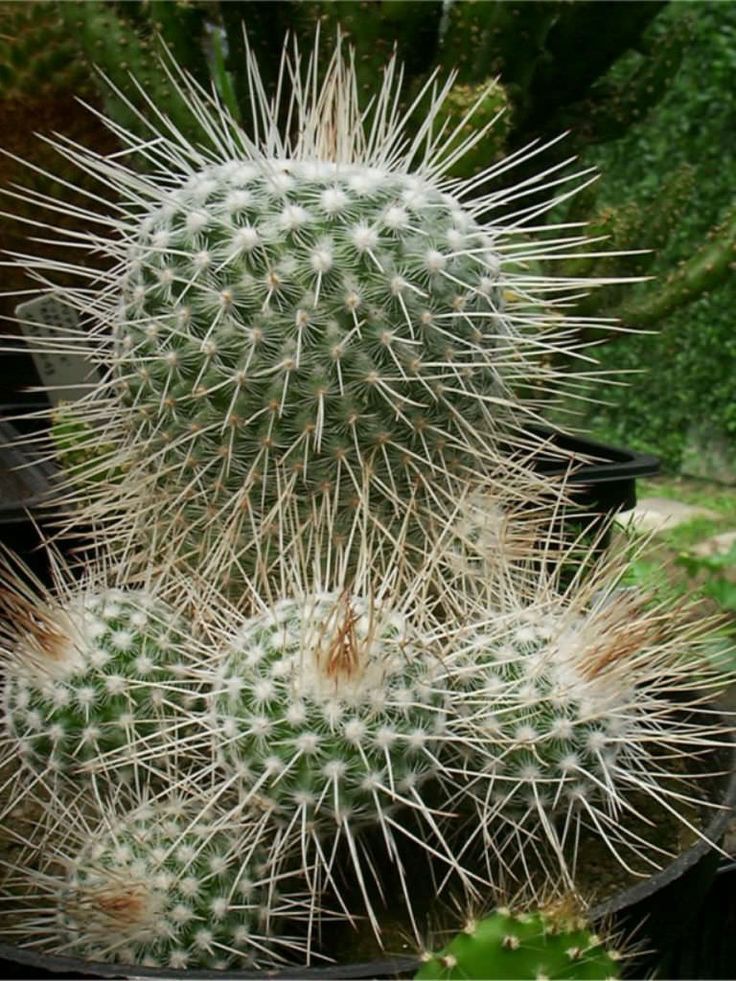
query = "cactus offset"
xmin=198 ymin=586 xmax=469 ymax=930
xmin=0 ymin=569 xmax=200 ymax=783
xmin=416 ymin=907 xmax=620 ymax=980
xmin=207 ymin=592 xmax=447 ymax=827
xmin=439 ymin=532 xmax=733 ymax=882
xmin=2 ymin=795 xmax=305 ymax=970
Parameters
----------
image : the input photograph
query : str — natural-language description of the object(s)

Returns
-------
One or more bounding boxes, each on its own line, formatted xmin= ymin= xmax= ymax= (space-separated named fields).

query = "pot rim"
xmin=588 ymin=725 xmax=736 ymax=921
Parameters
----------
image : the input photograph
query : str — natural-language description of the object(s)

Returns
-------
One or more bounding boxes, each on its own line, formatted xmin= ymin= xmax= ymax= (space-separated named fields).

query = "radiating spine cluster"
xmin=207 ymin=593 xmax=446 ymax=822
xmin=196 ymin=587 xmax=471 ymax=931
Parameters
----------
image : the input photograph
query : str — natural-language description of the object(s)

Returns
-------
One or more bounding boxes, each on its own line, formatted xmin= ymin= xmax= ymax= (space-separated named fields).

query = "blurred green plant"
xmin=564 ymin=1 xmax=736 ymax=467
xmin=677 ymin=544 xmax=736 ymax=616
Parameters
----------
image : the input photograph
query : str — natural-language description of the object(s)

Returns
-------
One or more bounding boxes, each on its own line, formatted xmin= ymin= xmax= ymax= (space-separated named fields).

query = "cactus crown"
xmin=208 ymin=591 xmax=449 ymax=825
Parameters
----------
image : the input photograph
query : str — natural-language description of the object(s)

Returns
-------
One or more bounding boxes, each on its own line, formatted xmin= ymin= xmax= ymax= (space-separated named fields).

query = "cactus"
xmin=3 ymin=20 xmax=733 ymax=975
xmin=56 ymin=0 xmax=205 ymax=144
xmin=207 ymin=592 xmax=447 ymax=825
xmin=8 ymin=34 xmax=619 ymax=590
xmin=296 ymin=1 xmax=444 ymax=100
xmin=112 ymin=158 xmax=513 ymax=539
xmin=199 ymin=587 xmax=465 ymax=926
xmin=438 ymin=1 xmax=666 ymax=142
xmin=605 ymin=201 xmax=736 ymax=328
xmin=442 ymin=538 xmax=733 ymax=879
xmin=421 ymin=79 xmax=512 ymax=180
xmin=439 ymin=1 xmax=561 ymax=93
xmin=0 ymin=1 xmax=89 ymax=98
xmin=0 ymin=572 xmax=200 ymax=783
xmin=2 ymin=795 xmax=305 ymax=970
xmin=416 ymin=907 xmax=620 ymax=980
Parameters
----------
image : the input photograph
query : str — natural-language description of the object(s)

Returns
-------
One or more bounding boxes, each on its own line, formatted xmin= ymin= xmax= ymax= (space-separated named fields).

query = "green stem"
xmin=609 ymin=205 xmax=736 ymax=328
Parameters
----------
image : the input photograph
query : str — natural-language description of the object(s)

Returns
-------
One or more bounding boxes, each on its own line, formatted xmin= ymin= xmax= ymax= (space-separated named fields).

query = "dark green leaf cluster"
xmin=571 ymin=2 xmax=736 ymax=468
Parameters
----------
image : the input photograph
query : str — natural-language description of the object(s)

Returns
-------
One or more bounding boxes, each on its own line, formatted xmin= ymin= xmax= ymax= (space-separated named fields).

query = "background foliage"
xmin=574 ymin=1 xmax=736 ymax=470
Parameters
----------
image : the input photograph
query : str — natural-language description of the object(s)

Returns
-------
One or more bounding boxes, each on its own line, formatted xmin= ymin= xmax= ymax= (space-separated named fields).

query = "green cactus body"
xmin=51 ymin=405 xmax=120 ymax=484
xmin=416 ymin=908 xmax=620 ymax=980
xmin=52 ymin=799 xmax=295 ymax=969
xmin=115 ymin=159 xmax=509 ymax=535
xmin=438 ymin=571 xmax=733 ymax=876
xmin=2 ymin=587 xmax=198 ymax=776
xmin=207 ymin=592 xmax=448 ymax=829
xmin=452 ymin=600 xmax=638 ymax=821
xmin=57 ymin=0 xmax=200 ymax=143
xmin=0 ymin=1 xmax=90 ymax=97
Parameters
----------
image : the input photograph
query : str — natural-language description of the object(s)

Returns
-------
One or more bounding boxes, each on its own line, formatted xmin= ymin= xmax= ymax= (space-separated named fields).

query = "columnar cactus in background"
xmin=415 ymin=906 xmax=621 ymax=980
xmin=8 ymin=32 xmax=621 ymax=591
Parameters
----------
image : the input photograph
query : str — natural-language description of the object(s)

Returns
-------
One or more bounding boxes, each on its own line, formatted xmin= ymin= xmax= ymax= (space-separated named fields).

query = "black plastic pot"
xmin=587 ymin=732 xmax=736 ymax=978
xmin=1 ymin=732 xmax=733 ymax=981
xmin=526 ymin=425 xmax=660 ymax=516
xmin=508 ymin=425 xmax=660 ymax=560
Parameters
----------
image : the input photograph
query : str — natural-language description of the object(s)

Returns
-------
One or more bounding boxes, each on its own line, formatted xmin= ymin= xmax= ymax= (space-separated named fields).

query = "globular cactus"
xmin=416 ymin=907 xmax=621 ymax=980
xmin=197 ymin=587 xmax=469 ymax=927
xmin=8 ymin=34 xmax=622 ymax=591
xmin=116 ymin=157 xmax=510 ymax=535
xmin=207 ymin=592 xmax=447 ymax=827
xmin=2 ymin=795 xmax=305 ymax=970
xmin=442 ymin=535 xmax=733 ymax=879
xmin=0 ymin=571 xmax=200 ymax=783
